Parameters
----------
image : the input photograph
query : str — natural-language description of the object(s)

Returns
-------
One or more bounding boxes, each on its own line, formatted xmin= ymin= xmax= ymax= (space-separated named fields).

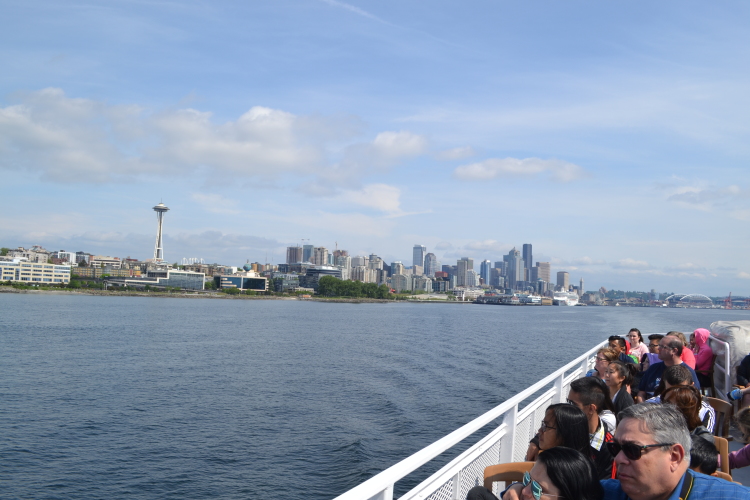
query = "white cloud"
xmin=435 ymin=146 xmax=475 ymax=161
xmin=611 ymin=258 xmax=651 ymax=269
xmin=453 ymin=157 xmax=588 ymax=182
xmin=190 ymin=193 xmax=241 ymax=215
xmin=739 ymin=272 xmax=750 ymax=279
xmin=338 ymin=184 xmax=402 ymax=214
xmin=0 ymin=88 xmax=425 ymax=186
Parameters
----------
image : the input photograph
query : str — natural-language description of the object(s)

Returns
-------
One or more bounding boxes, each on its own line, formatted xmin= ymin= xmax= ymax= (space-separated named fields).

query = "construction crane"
xmin=725 ymin=292 xmax=732 ymax=309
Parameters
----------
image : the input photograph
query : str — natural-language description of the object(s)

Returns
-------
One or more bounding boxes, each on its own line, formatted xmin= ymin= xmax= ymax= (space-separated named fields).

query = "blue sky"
xmin=2 ymin=1 xmax=750 ymax=295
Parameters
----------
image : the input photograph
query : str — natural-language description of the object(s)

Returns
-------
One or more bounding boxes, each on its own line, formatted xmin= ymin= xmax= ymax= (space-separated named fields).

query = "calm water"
xmin=2 ymin=294 xmax=749 ymax=499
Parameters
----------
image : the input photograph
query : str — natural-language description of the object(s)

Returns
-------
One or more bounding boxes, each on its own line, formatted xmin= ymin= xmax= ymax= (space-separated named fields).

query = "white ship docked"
xmin=553 ymin=290 xmax=579 ymax=306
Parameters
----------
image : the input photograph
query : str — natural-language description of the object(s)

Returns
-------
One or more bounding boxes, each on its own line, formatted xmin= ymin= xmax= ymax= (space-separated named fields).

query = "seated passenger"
xmin=728 ymin=354 xmax=750 ymax=408
xmin=644 ymin=364 xmax=715 ymax=432
xmin=666 ymin=331 xmax=696 ymax=369
xmin=627 ymin=328 xmax=649 ymax=364
xmin=588 ymin=348 xmax=619 ymax=380
xmin=567 ymin=377 xmax=616 ymax=479
xmin=608 ymin=336 xmax=636 ymax=365
xmin=637 ymin=336 xmax=700 ymax=402
xmin=690 ymin=435 xmax=718 ymax=475
xmin=640 ymin=334 xmax=663 ymax=373
xmin=602 ymin=404 xmax=750 ymax=500
xmin=604 ymin=361 xmax=636 ymax=415
xmin=692 ymin=328 xmax=714 ymax=388
xmin=525 ymin=403 xmax=591 ymax=462
xmin=469 ymin=447 xmax=603 ymax=500
xmin=729 ymin=407 xmax=750 ymax=471
xmin=661 ymin=385 xmax=713 ymax=444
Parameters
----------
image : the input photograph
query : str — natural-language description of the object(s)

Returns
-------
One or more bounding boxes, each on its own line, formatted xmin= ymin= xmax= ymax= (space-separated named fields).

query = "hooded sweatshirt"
xmin=693 ymin=328 xmax=714 ymax=373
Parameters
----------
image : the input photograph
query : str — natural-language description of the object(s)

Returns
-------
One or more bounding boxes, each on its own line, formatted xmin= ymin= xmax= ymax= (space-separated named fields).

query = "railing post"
xmin=499 ymin=404 xmax=518 ymax=464
xmin=369 ymin=484 xmax=394 ymax=500
xmin=553 ymin=372 xmax=565 ymax=404
xmin=451 ymin=471 xmax=461 ymax=500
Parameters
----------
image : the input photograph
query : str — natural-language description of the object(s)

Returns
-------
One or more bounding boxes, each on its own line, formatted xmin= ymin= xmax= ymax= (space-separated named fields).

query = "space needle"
xmin=153 ymin=202 xmax=169 ymax=262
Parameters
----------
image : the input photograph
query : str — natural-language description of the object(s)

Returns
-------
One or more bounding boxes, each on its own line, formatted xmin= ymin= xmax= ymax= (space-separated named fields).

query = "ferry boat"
xmin=334 ymin=326 xmax=739 ymax=500
xmin=553 ymin=290 xmax=579 ymax=306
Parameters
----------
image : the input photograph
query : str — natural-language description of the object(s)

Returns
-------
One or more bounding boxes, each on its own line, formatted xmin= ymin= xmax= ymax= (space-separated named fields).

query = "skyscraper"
xmin=579 ymin=277 xmax=584 ymax=297
xmin=424 ymin=253 xmax=438 ymax=277
xmin=522 ymin=244 xmax=533 ymax=281
xmin=536 ymin=262 xmax=551 ymax=283
xmin=480 ymin=259 xmax=491 ymax=285
xmin=312 ymin=247 xmax=329 ymax=266
xmin=557 ymin=271 xmax=569 ymax=290
xmin=456 ymin=257 xmax=474 ymax=287
xmin=286 ymin=246 xmax=303 ymax=264
xmin=413 ymin=245 xmax=426 ymax=268
xmin=503 ymin=248 xmax=522 ymax=290
xmin=302 ymin=244 xmax=314 ymax=263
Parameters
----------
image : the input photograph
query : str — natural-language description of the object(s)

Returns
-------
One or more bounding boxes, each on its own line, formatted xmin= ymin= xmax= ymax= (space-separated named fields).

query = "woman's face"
xmin=605 ymin=365 xmax=624 ymax=389
xmin=522 ymin=462 xmax=561 ymax=500
xmin=627 ymin=331 xmax=641 ymax=346
xmin=538 ymin=409 xmax=563 ymax=450
xmin=595 ymin=353 xmax=610 ymax=375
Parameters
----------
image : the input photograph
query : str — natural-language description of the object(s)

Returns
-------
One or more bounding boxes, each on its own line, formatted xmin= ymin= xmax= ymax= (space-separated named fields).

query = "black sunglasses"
xmin=606 ymin=441 xmax=673 ymax=460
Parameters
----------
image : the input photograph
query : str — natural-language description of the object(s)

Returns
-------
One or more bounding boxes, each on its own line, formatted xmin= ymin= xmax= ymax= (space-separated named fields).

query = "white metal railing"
xmin=333 ymin=340 xmax=608 ymax=500
xmin=708 ymin=335 xmax=732 ymax=399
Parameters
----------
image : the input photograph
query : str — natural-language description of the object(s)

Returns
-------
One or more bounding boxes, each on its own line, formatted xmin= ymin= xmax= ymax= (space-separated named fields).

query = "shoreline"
xmin=0 ymin=287 xmax=470 ymax=304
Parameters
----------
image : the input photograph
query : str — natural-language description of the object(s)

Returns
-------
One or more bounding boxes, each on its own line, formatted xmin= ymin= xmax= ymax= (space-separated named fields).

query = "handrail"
xmin=332 ymin=339 xmax=608 ymax=500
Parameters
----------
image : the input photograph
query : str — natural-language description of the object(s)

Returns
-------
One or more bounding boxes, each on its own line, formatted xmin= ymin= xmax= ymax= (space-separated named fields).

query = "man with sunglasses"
xmin=601 ymin=404 xmax=749 ymax=499
xmin=636 ymin=336 xmax=700 ymax=403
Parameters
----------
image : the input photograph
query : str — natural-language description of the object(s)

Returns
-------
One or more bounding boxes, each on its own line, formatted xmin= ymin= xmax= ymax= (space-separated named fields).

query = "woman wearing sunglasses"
xmin=467 ymin=447 xmax=603 ymax=500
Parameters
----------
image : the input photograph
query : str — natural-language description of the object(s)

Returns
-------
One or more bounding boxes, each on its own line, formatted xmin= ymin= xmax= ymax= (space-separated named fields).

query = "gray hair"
xmin=617 ymin=404 xmax=691 ymax=461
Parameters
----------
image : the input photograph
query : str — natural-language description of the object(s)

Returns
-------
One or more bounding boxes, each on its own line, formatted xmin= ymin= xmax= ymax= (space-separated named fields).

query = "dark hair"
xmin=546 ymin=403 xmax=590 ymax=454
xmin=608 ymin=336 xmax=626 ymax=349
xmin=648 ymin=334 xmax=664 ymax=342
xmin=689 ymin=435 xmax=718 ymax=475
xmin=654 ymin=364 xmax=693 ymax=397
xmin=662 ymin=386 xmax=702 ymax=430
xmin=663 ymin=336 xmax=684 ymax=355
xmin=628 ymin=328 xmax=643 ymax=343
xmin=536 ymin=447 xmax=604 ymax=500
xmin=607 ymin=360 xmax=637 ymax=387
xmin=570 ymin=377 xmax=614 ymax=413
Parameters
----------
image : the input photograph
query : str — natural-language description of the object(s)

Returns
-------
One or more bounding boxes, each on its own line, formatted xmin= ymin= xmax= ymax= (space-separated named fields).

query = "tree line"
xmin=316 ymin=276 xmax=391 ymax=299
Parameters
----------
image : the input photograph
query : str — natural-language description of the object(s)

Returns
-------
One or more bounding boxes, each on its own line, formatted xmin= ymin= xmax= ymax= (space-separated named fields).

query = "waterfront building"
xmin=215 ymin=271 xmax=268 ymax=292
xmin=432 ymin=277 xmax=451 ymax=292
xmin=413 ymin=275 xmax=432 ymax=292
xmin=271 ymin=273 xmax=299 ymax=292
xmin=412 ymin=264 xmax=423 ymax=276
xmin=557 ymin=271 xmax=569 ymax=290
xmin=413 ymin=244 xmax=426 ymax=269
xmin=536 ymin=262 xmax=551 ymax=283
xmin=456 ymin=257 xmax=473 ymax=287
xmin=312 ymin=247 xmax=329 ymax=266
xmin=73 ymin=267 xmax=141 ymax=278
xmin=522 ymin=244 xmax=532 ymax=280
xmin=299 ymin=266 xmax=341 ymax=291
xmin=108 ymin=269 xmax=205 ymax=290
xmin=90 ymin=255 xmax=122 ymax=269
xmin=7 ymin=246 xmax=52 ymax=263
xmin=391 ymin=261 xmax=404 ymax=275
xmin=466 ymin=269 xmax=478 ymax=287
xmin=0 ymin=259 xmax=70 ymax=284
xmin=351 ymin=255 xmax=367 ymax=268
xmin=479 ymin=260 xmax=491 ymax=285
xmin=286 ymin=246 xmax=303 ymax=264
xmin=424 ymin=253 xmax=438 ymax=277
xmin=334 ymin=255 xmax=351 ymax=269
xmin=391 ymin=274 xmax=413 ymax=293
xmin=350 ymin=266 xmax=377 ymax=283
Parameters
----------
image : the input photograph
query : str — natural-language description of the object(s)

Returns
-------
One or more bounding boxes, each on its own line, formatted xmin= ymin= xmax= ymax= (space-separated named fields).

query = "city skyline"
xmin=2 ymin=2 xmax=750 ymax=295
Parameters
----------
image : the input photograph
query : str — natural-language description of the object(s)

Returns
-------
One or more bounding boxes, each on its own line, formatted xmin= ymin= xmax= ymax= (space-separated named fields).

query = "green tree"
xmin=223 ymin=287 xmax=240 ymax=295
xmin=68 ymin=280 xmax=81 ymax=289
xmin=0 ymin=247 xmax=9 ymax=256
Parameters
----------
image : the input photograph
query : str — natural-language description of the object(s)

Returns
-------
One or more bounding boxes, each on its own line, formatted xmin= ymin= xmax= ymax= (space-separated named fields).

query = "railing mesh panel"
xmin=424 ymin=477 xmax=454 ymax=500
xmin=458 ymin=440 xmax=503 ymax=498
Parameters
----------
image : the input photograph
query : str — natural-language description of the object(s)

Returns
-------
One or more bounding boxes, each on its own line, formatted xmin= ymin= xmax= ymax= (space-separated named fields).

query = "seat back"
xmin=706 ymin=397 xmax=733 ymax=439
xmin=714 ymin=436 xmax=730 ymax=475
xmin=483 ymin=462 xmax=535 ymax=491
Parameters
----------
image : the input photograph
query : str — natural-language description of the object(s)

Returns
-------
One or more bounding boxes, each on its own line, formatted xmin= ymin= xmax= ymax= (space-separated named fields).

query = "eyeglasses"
xmin=596 ymin=356 xmax=609 ymax=362
xmin=606 ymin=441 xmax=673 ymax=460
xmin=648 ymin=343 xmax=659 ymax=348
xmin=523 ymin=471 xmax=565 ymax=500
xmin=539 ymin=420 xmax=557 ymax=432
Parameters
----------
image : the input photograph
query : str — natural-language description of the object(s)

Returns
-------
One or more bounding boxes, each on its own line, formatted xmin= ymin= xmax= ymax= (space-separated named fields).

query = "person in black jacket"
xmin=604 ymin=360 xmax=636 ymax=416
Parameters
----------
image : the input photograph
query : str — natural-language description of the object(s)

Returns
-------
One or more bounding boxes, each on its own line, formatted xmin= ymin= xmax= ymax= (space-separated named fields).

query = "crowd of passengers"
xmin=467 ymin=328 xmax=750 ymax=500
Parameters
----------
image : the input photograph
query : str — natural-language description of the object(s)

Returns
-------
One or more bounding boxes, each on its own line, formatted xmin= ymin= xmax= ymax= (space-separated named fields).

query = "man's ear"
xmin=669 ymin=444 xmax=686 ymax=471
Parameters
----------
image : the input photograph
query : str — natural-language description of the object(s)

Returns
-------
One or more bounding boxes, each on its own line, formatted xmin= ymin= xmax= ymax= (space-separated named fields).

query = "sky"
xmin=2 ymin=1 xmax=750 ymax=295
